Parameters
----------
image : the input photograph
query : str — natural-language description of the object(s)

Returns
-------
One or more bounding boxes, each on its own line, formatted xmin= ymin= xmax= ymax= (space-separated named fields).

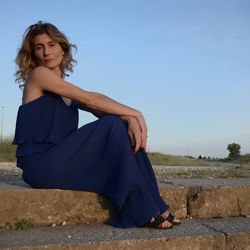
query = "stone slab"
xmin=0 ymin=188 xmax=111 ymax=228
xmin=1 ymin=217 xmax=250 ymax=250
xmin=1 ymin=178 xmax=250 ymax=228
xmin=187 ymin=185 xmax=250 ymax=218
xmin=159 ymin=185 xmax=187 ymax=218
xmin=0 ymin=218 xmax=233 ymax=250
xmin=0 ymin=185 xmax=188 ymax=228
xmin=201 ymin=217 xmax=250 ymax=250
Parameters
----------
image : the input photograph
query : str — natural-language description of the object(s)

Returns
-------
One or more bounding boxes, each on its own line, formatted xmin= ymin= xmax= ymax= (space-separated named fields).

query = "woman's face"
xmin=33 ymin=33 xmax=64 ymax=76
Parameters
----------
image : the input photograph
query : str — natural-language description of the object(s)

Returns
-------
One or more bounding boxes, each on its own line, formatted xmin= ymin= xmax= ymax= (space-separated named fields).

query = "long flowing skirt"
xmin=21 ymin=115 xmax=169 ymax=228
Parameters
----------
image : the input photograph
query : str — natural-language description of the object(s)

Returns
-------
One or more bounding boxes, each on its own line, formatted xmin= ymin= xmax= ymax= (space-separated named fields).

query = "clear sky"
xmin=1 ymin=0 xmax=249 ymax=158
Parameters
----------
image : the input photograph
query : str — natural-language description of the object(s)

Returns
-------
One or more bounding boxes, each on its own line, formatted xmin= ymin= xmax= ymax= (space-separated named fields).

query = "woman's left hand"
xmin=125 ymin=116 xmax=147 ymax=154
xmin=135 ymin=112 xmax=148 ymax=152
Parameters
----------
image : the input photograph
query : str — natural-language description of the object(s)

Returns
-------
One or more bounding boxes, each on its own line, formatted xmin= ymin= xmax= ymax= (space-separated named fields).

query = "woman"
xmin=13 ymin=21 xmax=180 ymax=229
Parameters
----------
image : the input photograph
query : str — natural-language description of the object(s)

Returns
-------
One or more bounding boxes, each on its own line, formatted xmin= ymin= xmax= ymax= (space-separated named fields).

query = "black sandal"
xmin=165 ymin=212 xmax=181 ymax=225
xmin=144 ymin=213 xmax=173 ymax=229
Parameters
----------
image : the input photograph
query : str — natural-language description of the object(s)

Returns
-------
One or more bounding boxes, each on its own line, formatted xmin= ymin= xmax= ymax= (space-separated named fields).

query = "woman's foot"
xmin=161 ymin=210 xmax=181 ymax=225
xmin=144 ymin=213 xmax=173 ymax=229
xmin=151 ymin=216 xmax=173 ymax=229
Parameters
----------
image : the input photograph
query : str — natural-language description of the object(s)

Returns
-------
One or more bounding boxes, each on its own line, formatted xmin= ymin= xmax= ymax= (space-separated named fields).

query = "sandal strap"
xmin=166 ymin=212 xmax=175 ymax=223
xmin=145 ymin=212 xmax=165 ymax=228
xmin=154 ymin=213 xmax=165 ymax=225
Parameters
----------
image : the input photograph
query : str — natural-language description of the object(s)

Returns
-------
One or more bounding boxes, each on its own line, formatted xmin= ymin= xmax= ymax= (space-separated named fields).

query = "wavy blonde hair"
xmin=15 ymin=21 xmax=77 ymax=84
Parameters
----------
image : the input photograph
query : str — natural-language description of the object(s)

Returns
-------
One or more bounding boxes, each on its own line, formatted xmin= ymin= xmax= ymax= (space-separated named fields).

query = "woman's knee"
xmin=101 ymin=115 xmax=125 ymax=127
xmin=100 ymin=115 xmax=128 ymax=138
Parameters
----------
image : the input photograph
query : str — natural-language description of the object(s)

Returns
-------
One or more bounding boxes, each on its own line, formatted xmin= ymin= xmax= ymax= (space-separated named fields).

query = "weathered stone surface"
xmin=0 ymin=218 xmax=231 ymax=250
xmin=187 ymin=186 xmax=250 ymax=218
xmin=0 ymin=189 xmax=112 ymax=228
xmin=33 ymin=236 xmax=225 ymax=250
xmin=201 ymin=217 xmax=250 ymax=250
xmin=0 ymin=185 xmax=189 ymax=228
xmin=159 ymin=185 xmax=187 ymax=218
xmin=1 ymin=183 xmax=250 ymax=228
xmin=235 ymin=186 xmax=250 ymax=216
xmin=227 ymin=233 xmax=250 ymax=250
xmin=0 ymin=237 xmax=227 ymax=250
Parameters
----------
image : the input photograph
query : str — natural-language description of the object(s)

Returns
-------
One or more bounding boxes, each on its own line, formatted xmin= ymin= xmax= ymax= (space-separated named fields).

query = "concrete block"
xmin=0 ymin=189 xmax=111 ymax=228
xmin=159 ymin=185 xmax=187 ymax=218
xmin=0 ymin=218 xmax=233 ymax=250
xmin=1 ymin=181 xmax=250 ymax=228
xmin=227 ymin=233 xmax=250 ymax=250
xmin=235 ymin=186 xmax=250 ymax=216
xmin=187 ymin=186 xmax=248 ymax=218
xmin=0 ymin=186 xmax=187 ymax=228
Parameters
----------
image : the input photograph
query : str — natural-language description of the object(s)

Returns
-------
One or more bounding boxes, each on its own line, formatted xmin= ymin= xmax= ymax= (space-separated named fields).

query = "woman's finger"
xmin=134 ymin=136 xmax=141 ymax=154
xmin=141 ymin=133 xmax=147 ymax=151
xmin=134 ymin=130 xmax=142 ymax=154
xmin=136 ymin=114 xmax=147 ymax=141
xmin=128 ymin=131 xmax=135 ymax=146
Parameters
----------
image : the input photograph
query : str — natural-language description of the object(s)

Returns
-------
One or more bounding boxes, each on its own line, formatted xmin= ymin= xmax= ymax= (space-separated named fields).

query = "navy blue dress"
xmin=13 ymin=92 xmax=169 ymax=228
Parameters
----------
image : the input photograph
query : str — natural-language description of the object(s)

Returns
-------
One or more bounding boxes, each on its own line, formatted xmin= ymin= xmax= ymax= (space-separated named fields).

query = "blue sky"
xmin=1 ymin=0 xmax=249 ymax=158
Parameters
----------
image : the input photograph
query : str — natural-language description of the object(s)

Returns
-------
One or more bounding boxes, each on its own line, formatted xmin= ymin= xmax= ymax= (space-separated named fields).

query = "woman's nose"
xmin=43 ymin=46 xmax=50 ymax=56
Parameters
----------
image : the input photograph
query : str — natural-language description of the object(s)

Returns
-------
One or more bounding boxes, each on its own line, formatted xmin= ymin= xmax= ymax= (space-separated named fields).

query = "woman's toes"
xmin=161 ymin=220 xmax=172 ymax=229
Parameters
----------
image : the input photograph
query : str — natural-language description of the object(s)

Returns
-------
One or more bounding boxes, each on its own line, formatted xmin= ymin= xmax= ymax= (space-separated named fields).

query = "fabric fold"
xmin=12 ymin=92 xmax=78 ymax=157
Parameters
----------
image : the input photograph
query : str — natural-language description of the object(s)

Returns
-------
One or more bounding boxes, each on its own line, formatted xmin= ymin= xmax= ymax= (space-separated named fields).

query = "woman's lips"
xmin=44 ymin=59 xmax=53 ymax=63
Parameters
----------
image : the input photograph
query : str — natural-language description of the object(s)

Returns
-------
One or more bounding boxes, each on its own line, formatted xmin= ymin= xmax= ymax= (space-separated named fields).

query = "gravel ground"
xmin=0 ymin=162 xmax=250 ymax=185
xmin=154 ymin=164 xmax=250 ymax=180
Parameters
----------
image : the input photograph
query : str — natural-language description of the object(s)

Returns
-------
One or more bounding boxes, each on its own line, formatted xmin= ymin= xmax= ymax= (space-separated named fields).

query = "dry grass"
xmin=0 ymin=139 xmax=16 ymax=162
xmin=147 ymin=152 xmax=207 ymax=166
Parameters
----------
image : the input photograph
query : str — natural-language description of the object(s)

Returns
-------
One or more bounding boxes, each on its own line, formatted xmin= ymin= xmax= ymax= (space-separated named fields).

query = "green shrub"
xmin=9 ymin=219 xmax=33 ymax=230
xmin=239 ymin=154 xmax=250 ymax=165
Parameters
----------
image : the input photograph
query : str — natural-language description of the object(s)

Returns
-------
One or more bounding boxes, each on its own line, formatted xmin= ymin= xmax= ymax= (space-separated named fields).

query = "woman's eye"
xmin=50 ymin=43 xmax=55 ymax=47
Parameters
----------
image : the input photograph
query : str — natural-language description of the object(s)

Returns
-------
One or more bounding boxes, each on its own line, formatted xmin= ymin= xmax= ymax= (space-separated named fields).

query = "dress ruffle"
xmin=12 ymin=92 xmax=78 ymax=157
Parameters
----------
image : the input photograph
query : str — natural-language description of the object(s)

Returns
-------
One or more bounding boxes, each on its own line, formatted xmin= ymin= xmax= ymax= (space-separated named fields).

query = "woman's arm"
xmin=27 ymin=66 xmax=148 ymax=148
xmin=28 ymin=66 xmax=138 ymax=116
xmin=76 ymin=102 xmax=105 ymax=118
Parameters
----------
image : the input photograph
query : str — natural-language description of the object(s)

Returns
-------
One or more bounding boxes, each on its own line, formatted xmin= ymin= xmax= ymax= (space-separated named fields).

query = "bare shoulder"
xmin=25 ymin=66 xmax=78 ymax=97
xmin=22 ymin=68 xmax=48 ymax=104
xmin=27 ymin=66 xmax=55 ymax=83
xmin=26 ymin=66 xmax=65 ymax=94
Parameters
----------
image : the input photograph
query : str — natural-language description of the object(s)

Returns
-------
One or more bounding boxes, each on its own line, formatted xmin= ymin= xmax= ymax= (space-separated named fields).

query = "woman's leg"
xmin=22 ymin=115 xmax=170 ymax=227
xmin=135 ymin=150 xmax=169 ymax=214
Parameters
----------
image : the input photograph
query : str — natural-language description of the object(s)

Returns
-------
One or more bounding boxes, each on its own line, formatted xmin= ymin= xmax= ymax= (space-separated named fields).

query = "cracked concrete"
xmin=0 ymin=163 xmax=250 ymax=249
xmin=1 ymin=173 xmax=250 ymax=228
xmin=1 ymin=163 xmax=250 ymax=223
xmin=201 ymin=218 xmax=250 ymax=250
xmin=0 ymin=217 xmax=249 ymax=250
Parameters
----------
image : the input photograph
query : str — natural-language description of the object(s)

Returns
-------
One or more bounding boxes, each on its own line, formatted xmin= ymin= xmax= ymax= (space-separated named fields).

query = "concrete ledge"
xmin=0 ymin=188 xmax=111 ymax=227
xmin=0 ymin=179 xmax=250 ymax=228
xmin=0 ymin=217 xmax=249 ymax=250
xmin=0 ymin=185 xmax=188 ymax=228
xmin=187 ymin=185 xmax=250 ymax=218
